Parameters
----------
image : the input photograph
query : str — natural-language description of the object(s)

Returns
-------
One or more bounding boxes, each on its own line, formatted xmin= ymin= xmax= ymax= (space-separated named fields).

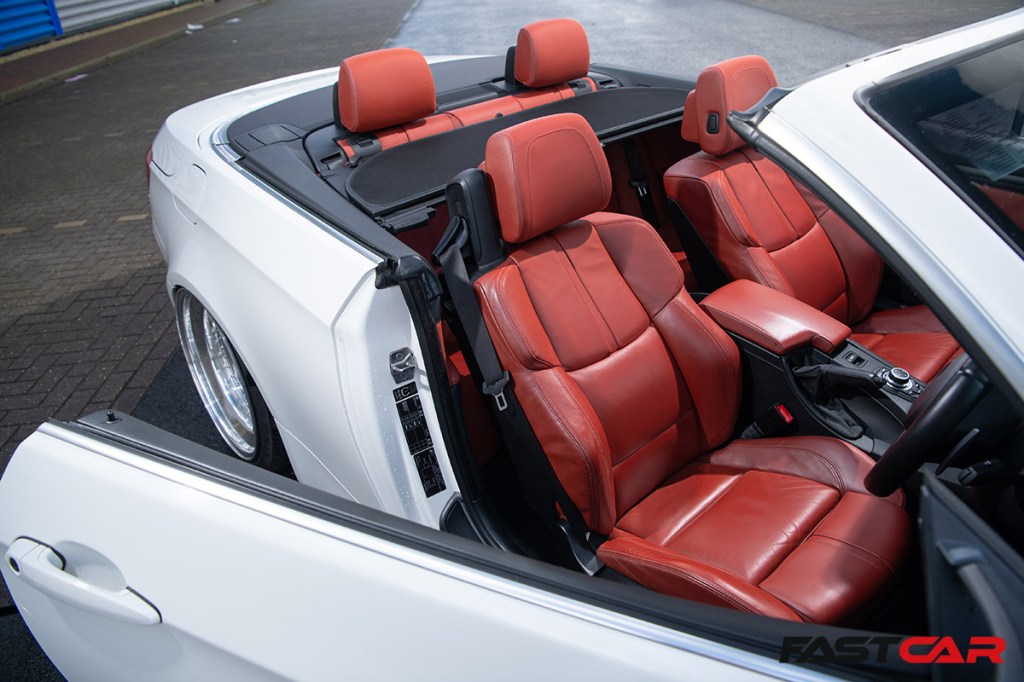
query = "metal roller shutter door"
xmin=0 ymin=0 xmax=62 ymax=53
xmin=55 ymin=0 xmax=188 ymax=34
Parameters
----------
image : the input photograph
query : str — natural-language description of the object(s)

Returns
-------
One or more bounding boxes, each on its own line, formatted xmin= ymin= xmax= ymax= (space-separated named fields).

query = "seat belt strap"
xmin=622 ymin=137 xmax=661 ymax=228
xmin=436 ymin=218 xmax=603 ymax=574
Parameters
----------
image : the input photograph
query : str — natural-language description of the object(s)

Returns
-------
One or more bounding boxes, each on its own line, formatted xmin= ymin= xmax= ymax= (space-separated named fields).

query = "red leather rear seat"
xmin=336 ymin=19 xmax=596 ymax=163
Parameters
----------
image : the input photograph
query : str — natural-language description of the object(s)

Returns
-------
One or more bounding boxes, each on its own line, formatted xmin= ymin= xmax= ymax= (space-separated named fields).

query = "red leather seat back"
xmin=337 ymin=48 xmax=437 ymax=133
xmin=335 ymin=21 xmax=595 ymax=163
xmin=665 ymin=56 xmax=883 ymax=325
xmin=475 ymin=113 xmax=740 ymax=534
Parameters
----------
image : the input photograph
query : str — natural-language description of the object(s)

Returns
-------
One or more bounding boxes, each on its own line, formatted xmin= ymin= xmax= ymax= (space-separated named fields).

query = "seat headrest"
xmin=514 ymin=19 xmax=590 ymax=89
xmin=337 ymin=48 xmax=436 ymax=133
xmin=680 ymin=55 xmax=777 ymax=156
xmin=484 ymin=113 xmax=611 ymax=244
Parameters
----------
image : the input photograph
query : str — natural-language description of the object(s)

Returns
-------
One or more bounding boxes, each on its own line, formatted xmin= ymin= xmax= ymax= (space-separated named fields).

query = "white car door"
xmin=0 ymin=416 xmax=794 ymax=682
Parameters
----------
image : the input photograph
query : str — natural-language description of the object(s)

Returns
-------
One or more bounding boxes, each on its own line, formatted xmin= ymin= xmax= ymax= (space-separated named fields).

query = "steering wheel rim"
xmin=864 ymin=354 xmax=990 ymax=497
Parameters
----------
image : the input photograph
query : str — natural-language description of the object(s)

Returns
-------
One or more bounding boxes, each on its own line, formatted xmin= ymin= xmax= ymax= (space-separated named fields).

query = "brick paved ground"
xmin=0 ymin=0 xmax=416 ymax=470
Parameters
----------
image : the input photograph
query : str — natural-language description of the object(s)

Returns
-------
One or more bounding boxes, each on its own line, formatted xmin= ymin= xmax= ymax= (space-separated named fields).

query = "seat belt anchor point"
xmin=483 ymin=371 xmax=511 ymax=411
xmin=629 ymin=179 xmax=650 ymax=197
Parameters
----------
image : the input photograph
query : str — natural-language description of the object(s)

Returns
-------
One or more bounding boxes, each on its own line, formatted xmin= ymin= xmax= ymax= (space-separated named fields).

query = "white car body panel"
xmin=0 ymin=424 xmax=813 ymax=682
xmin=149 ymin=67 xmax=459 ymax=526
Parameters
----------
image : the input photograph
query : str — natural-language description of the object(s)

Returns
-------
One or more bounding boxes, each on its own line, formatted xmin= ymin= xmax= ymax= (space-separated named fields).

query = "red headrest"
xmin=484 ymin=113 xmax=611 ymax=244
xmin=514 ymin=19 xmax=590 ymax=89
xmin=337 ymin=48 xmax=436 ymax=133
xmin=680 ymin=55 xmax=777 ymax=156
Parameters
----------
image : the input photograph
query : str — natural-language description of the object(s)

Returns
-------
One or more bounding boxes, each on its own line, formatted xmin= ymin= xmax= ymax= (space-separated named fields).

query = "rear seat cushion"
xmin=515 ymin=18 xmax=590 ymax=88
xmin=338 ymin=48 xmax=436 ymax=132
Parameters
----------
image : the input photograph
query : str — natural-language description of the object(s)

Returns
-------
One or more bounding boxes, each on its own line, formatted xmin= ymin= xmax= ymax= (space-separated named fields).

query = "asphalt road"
xmin=2 ymin=0 xmax=1022 ymax=679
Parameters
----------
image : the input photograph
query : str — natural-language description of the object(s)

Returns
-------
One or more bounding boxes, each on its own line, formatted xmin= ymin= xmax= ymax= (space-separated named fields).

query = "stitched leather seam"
xmin=735 ymin=442 xmax=846 ymax=493
xmin=494 ymin=264 xmax=550 ymax=369
xmin=611 ymin=403 xmax=694 ymax=468
xmin=691 ymin=170 xmax=761 ymax=249
xmin=667 ymin=296 xmax=738 ymax=440
xmin=601 ymin=545 xmax=767 ymax=616
xmin=812 ymin=533 xmax=895 ymax=575
xmin=548 ymin=224 xmax=619 ymax=358
xmin=740 ymin=147 xmax=805 ymax=242
xmin=526 ymin=369 xmax=604 ymax=528
xmin=549 ymin=369 xmax=605 ymax=521
xmin=756 ymin=494 xmax=839 ymax=585
xmin=662 ymin=473 xmax=743 ymax=548
xmin=592 ymin=217 xmax=685 ymax=306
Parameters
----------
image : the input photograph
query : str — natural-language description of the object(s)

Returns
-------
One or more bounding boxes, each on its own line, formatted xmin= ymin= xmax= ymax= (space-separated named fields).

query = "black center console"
xmin=699 ymin=280 xmax=925 ymax=456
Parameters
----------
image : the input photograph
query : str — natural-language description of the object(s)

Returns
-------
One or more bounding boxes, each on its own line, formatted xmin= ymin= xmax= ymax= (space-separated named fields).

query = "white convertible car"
xmin=3 ymin=13 xmax=1024 ymax=681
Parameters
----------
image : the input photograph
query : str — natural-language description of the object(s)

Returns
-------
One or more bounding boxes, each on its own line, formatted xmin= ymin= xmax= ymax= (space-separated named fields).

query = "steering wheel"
xmin=864 ymin=353 xmax=991 ymax=497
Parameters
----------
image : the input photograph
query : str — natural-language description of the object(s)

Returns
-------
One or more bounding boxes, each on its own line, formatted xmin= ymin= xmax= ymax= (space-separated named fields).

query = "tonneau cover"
xmin=346 ymin=86 xmax=686 ymax=216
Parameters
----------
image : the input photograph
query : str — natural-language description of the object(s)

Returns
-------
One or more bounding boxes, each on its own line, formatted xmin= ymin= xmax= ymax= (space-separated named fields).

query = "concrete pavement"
xmin=0 ymin=0 xmax=416 ymax=473
xmin=393 ymin=0 xmax=1024 ymax=84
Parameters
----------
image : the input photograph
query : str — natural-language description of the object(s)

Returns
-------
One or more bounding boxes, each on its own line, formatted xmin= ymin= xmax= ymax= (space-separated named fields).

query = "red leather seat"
xmin=474 ymin=112 xmax=910 ymax=623
xmin=663 ymin=56 xmax=960 ymax=381
xmin=335 ymin=20 xmax=595 ymax=162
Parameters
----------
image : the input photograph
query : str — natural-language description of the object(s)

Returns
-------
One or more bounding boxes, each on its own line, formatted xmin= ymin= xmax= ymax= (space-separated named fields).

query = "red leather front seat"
xmin=663 ymin=56 xmax=960 ymax=382
xmin=474 ymin=112 xmax=910 ymax=623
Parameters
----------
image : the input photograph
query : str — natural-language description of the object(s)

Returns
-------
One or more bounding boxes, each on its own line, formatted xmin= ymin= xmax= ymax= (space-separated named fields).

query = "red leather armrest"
xmin=699 ymin=280 xmax=851 ymax=355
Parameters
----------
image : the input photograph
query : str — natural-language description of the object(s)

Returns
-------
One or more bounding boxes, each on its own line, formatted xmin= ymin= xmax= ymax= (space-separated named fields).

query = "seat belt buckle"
xmin=629 ymin=179 xmax=649 ymax=198
xmin=483 ymin=370 xmax=511 ymax=412
xmin=739 ymin=403 xmax=795 ymax=439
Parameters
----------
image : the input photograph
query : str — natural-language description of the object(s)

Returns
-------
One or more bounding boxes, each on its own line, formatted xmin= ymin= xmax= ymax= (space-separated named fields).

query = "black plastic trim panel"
xmin=346 ymin=86 xmax=686 ymax=216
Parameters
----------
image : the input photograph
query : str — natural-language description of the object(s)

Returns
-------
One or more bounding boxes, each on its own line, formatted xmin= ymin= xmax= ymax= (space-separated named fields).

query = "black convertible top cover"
xmin=345 ymin=86 xmax=686 ymax=216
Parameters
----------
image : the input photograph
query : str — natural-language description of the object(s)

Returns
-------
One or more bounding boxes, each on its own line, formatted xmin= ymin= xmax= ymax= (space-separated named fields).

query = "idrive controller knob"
xmin=883 ymin=367 xmax=913 ymax=391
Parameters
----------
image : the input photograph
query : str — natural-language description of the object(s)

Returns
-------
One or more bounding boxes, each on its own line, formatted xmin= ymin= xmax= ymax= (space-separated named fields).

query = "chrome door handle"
xmin=5 ymin=538 xmax=161 ymax=625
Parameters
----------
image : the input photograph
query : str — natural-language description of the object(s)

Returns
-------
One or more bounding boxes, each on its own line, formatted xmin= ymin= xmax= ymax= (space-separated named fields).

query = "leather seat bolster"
xmin=855 ymin=305 xmax=950 ymax=334
xmin=665 ymin=158 xmax=798 ymax=297
xmin=851 ymin=331 xmax=961 ymax=382
xmin=598 ymin=531 xmax=803 ymax=620
xmin=853 ymin=306 xmax=961 ymax=381
xmin=475 ymin=259 xmax=618 ymax=535
xmin=653 ymin=294 xmax=740 ymax=451
xmin=603 ymin=438 xmax=910 ymax=623
xmin=759 ymin=496 xmax=910 ymax=623
xmin=700 ymin=436 xmax=905 ymax=506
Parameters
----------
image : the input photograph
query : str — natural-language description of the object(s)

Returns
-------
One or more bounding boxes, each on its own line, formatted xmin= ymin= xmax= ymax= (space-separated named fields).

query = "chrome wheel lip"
xmin=175 ymin=290 xmax=257 ymax=460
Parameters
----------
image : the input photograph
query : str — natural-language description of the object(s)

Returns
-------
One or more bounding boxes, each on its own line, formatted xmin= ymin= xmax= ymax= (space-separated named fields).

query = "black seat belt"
xmin=435 ymin=218 xmax=603 ymax=575
xmin=622 ymin=137 xmax=661 ymax=228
